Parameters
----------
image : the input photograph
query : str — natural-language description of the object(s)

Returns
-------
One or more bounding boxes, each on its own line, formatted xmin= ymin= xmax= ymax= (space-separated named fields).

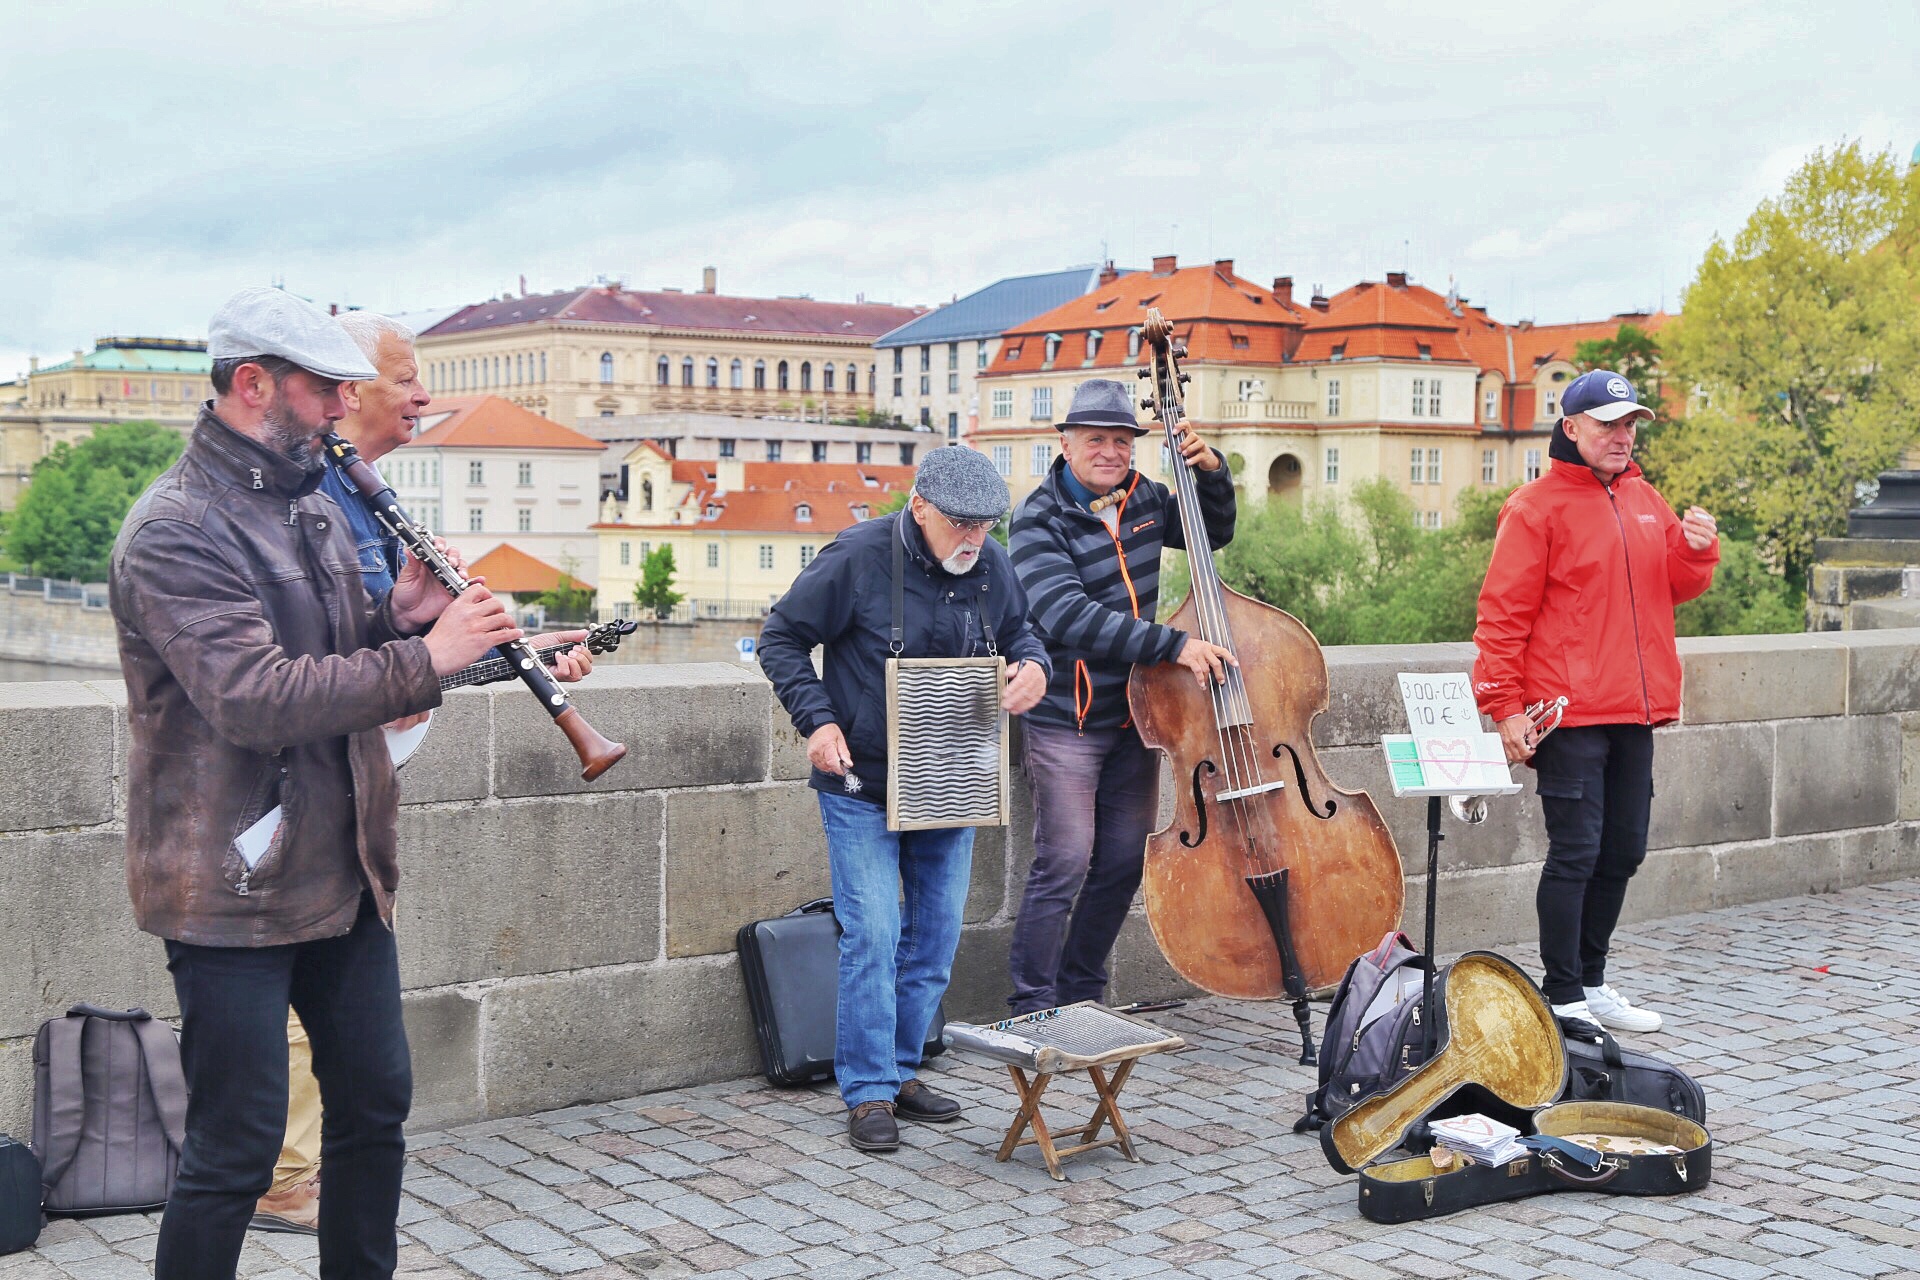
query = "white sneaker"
xmin=1584 ymin=983 xmax=1663 ymax=1033
xmin=1550 ymin=998 xmax=1596 ymax=1024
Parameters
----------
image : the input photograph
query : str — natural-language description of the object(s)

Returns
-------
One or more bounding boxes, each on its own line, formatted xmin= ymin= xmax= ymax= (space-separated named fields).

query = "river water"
xmin=0 ymin=658 xmax=121 ymax=684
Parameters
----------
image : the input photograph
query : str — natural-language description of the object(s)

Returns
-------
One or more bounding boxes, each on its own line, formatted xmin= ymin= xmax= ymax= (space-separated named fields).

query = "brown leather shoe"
xmin=847 ymin=1100 xmax=899 ymax=1152
xmin=895 ymin=1078 xmax=963 ymax=1124
xmin=250 ymin=1173 xmax=320 ymax=1235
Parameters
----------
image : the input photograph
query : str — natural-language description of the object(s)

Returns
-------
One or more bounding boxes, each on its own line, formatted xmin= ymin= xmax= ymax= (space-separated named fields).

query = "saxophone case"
xmin=1321 ymin=951 xmax=1712 ymax=1223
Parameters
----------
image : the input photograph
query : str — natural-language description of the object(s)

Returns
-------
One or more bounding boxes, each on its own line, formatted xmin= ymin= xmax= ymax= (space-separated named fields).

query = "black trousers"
xmin=1531 ymin=724 xmax=1655 ymax=1006
xmin=156 ymin=895 xmax=411 ymax=1280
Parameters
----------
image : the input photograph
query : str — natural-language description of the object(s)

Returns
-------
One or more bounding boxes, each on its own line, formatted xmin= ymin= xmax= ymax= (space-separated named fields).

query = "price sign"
xmin=1396 ymin=673 xmax=1479 ymax=735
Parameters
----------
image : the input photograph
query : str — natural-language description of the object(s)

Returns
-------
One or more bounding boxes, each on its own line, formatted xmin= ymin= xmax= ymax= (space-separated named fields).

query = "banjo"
xmin=233 ymin=620 xmax=637 ymax=874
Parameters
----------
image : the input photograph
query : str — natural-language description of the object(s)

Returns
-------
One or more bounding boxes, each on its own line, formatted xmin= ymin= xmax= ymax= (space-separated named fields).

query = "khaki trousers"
xmin=273 ymin=1010 xmax=323 ymax=1193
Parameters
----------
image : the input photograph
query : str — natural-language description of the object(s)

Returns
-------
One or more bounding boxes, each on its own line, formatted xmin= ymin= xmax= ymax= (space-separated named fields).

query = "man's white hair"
xmin=334 ymin=311 xmax=416 ymax=366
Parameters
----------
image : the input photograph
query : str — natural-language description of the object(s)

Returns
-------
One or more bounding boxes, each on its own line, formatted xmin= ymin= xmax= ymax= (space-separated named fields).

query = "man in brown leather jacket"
xmin=110 ymin=286 xmax=521 ymax=1280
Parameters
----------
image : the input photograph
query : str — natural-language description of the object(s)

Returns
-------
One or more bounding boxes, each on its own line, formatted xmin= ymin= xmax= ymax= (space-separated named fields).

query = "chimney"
xmin=1097 ymin=260 xmax=1119 ymax=286
xmin=1387 ymin=271 xmax=1409 ymax=289
xmin=715 ymin=457 xmax=745 ymax=493
xmin=1272 ymin=276 xmax=1293 ymax=306
xmin=1151 ymin=254 xmax=1178 ymax=276
xmin=329 ymin=303 xmax=339 ymax=316
xmin=1309 ymin=286 xmax=1329 ymax=313
xmin=27 ymin=356 xmax=38 ymax=373
xmin=1213 ymin=258 xmax=1234 ymax=277
xmin=519 ymin=274 xmax=528 ymax=297
xmin=702 ymin=266 xmax=717 ymax=294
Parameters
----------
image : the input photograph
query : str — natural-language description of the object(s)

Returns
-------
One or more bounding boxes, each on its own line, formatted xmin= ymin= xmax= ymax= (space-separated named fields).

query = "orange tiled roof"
xmin=407 ymin=397 xmax=605 ymax=451
xmin=656 ymin=460 xmax=917 ymax=491
xmin=602 ymin=460 xmax=918 ymax=534
xmin=1292 ymin=279 xmax=1477 ymax=364
xmin=1462 ymin=312 xmax=1672 ymax=381
xmin=467 ymin=543 xmax=586 ymax=594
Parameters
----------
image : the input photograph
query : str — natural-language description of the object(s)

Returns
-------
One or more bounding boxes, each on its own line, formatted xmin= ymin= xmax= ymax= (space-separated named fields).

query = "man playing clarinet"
xmin=111 ymin=286 xmax=522 ymax=1279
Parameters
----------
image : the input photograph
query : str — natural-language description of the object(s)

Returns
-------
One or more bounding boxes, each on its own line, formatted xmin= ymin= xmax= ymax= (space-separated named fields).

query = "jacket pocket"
xmin=223 ymin=759 xmax=289 ymax=897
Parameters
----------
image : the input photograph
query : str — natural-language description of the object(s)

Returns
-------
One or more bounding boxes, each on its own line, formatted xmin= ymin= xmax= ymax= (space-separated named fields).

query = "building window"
xmin=852 ymin=504 xmax=870 ymax=521
xmin=1086 ymin=330 xmax=1102 ymax=362
xmin=600 ymin=352 xmax=615 ymax=384
xmin=893 ymin=349 xmax=904 ymax=374
xmin=919 ymin=346 xmax=930 ymax=372
xmin=823 ymin=363 xmax=835 ymax=392
xmin=540 ymin=352 xmax=547 ymax=380
xmin=800 ymin=362 xmax=813 ymax=393
xmin=1326 ymin=378 xmax=1341 ymax=416
xmin=753 ymin=360 xmax=766 ymax=390
xmin=706 ymin=543 xmax=720 ymax=569
xmin=730 ymin=358 xmax=743 ymax=389
xmin=1324 ymin=446 xmax=1340 ymax=484
xmin=846 ymin=367 xmax=857 ymax=395
xmin=718 ymin=438 xmax=735 ymax=458
xmin=1429 ymin=380 xmax=1442 ymax=417
xmin=990 ymin=445 xmax=1013 ymax=477
xmin=468 ymin=507 xmax=484 ymax=532
xmin=1426 ymin=449 xmax=1441 ymax=485
xmin=758 ymin=544 xmax=775 ymax=571
xmin=796 ymin=503 xmax=812 ymax=522
xmin=1030 ymin=442 xmax=1052 ymax=476
xmin=947 ymin=373 xmax=959 ymax=393
xmin=1409 ymin=448 xmax=1425 ymax=485
xmin=766 ymin=441 xmax=782 ymax=461
xmin=681 ymin=357 xmax=694 ymax=388
xmin=1525 ymin=448 xmax=1543 ymax=481
xmin=1032 ymin=386 xmax=1053 ymax=420
xmin=655 ymin=356 xmax=669 ymax=386
xmin=857 ymin=442 xmax=872 ymax=464
xmin=706 ymin=358 xmax=719 ymax=389
xmin=1044 ymin=333 xmax=1061 ymax=365
xmin=943 ymin=417 xmax=955 ymax=442
xmin=1482 ymin=449 xmax=1497 ymax=484
xmin=919 ymin=375 xmax=930 ymax=395
xmin=517 ymin=508 xmax=533 ymax=533
xmin=946 ymin=343 xmax=959 ymax=371
xmin=893 ymin=377 xmax=904 ymax=397
xmin=800 ymin=545 xmax=816 ymax=568
xmin=812 ymin=442 xmax=827 ymax=462
xmin=1127 ymin=328 xmax=1142 ymax=359
xmin=1411 ymin=378 xmax=1426 ymax=417
xmin=468 ymin=460 xmax=484 ymax=485
xmin=1427 ymin=511 xmax=1444 ymax=530
xmin=518 ymin=461 xmax=532 ymax=486
xmin=906 ymin=441 xmax=920 ymax=463
xmin=619 ymin=541 xmax=631 ymax=566
xmin=777 ymin=361 xmax=790 ymax=392
xmin=977 ymin=341 xmax=988 ymax=370
xmin=992 ymin=388 xmax=1013 ymax=419
xmin=1483 ymin=386 xmax=1498 ymax=421
xmin=919 ymin=407 xmax=931 ymax=427
xmin=1543 ymin=390 xmax=1559 ymax=419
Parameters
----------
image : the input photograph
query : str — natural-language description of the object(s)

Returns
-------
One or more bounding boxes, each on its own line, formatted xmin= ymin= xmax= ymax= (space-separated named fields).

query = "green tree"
xmin=1644 ymin=141 xmax=1920 ymax=577
xmin=1674 ymin=537 xmax=1803 ymax=636
xmin=7 ymin=421 xmax=184 ymax=579
xmin=631 ymin=544 xmax=684 ymax=618
xmin=526 ymin=555 xmax=595 ymax=621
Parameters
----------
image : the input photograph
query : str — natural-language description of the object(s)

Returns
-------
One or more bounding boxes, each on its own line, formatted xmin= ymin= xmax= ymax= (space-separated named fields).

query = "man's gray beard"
xmin=942 ymin=547 xmax=980 ymax=574
xmin=262 ymin=398 xmax=325 ymax=476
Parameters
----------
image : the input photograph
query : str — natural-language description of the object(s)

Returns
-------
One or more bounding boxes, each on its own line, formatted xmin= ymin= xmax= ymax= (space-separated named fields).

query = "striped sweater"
xmin=1009 ymin=454 xmax=1236 ymax=731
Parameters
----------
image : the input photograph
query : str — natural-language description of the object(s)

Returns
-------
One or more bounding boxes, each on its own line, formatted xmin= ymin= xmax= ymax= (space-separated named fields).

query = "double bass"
xmin=1127 ymin=309 xmax=1403 ymax=1063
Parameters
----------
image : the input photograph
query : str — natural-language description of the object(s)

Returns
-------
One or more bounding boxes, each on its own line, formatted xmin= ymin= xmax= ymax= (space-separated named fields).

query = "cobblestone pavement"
xmin=8 ymin=879 xmax=1920 ymax=1280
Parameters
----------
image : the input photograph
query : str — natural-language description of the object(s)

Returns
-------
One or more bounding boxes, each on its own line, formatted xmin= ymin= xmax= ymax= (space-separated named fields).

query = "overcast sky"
xmin=4 ymin=0 xmax=1915 ymax=379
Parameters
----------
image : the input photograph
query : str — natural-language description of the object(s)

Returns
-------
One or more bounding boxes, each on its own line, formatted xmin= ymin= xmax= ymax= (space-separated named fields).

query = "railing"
xmin=1219 ymin=400 xmax=1315 ymax=421
xmin=599 ymin=597 xmax=774 ymax=624
xmin=3 ymin=573 xmax=110 ymax=610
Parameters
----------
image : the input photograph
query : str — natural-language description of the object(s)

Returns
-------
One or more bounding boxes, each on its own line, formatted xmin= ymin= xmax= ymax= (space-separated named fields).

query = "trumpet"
xmin=1448 ymin=696 xmax=1567 ymax=825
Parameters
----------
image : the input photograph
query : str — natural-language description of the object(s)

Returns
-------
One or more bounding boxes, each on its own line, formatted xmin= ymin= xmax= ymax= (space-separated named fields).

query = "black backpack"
xmin=1296 ymin=932 xmax=1442 ymax=1132
xmin=0 ymin=1135 xmax=39 ymax=1254
xmin=1558 ymin=1017 xmax=1708 ymax=1121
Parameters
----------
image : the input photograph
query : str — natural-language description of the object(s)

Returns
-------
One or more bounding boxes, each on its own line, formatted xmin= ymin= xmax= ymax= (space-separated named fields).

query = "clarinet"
xmin=321 ymin=432 xmax=628 ymax=781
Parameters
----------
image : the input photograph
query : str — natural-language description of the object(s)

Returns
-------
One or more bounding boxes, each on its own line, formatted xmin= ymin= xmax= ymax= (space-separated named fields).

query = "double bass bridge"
xmin=1215 ymin=778 xmax=1287 ymax=802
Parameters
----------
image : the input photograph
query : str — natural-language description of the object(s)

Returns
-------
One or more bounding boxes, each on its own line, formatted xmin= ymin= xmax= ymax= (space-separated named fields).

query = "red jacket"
xmin=1473 ymin=454 xmax=1718 ymax=730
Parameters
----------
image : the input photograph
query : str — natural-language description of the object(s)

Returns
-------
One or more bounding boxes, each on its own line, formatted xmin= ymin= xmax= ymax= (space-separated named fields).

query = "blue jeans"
xmin=817 ymin=791 xmax=974 ymax=1108
xmin=1007 ymin=721 xmax=1160 ymax=1013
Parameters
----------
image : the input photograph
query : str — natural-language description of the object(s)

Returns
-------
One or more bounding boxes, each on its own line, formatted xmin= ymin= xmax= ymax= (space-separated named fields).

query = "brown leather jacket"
xmin=110 ymin=409 xmax=442 ymax=946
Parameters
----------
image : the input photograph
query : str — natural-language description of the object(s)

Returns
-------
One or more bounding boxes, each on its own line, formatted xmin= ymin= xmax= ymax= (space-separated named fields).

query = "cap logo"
xmin=1606 ymin=377 xmax=1631 ymax=399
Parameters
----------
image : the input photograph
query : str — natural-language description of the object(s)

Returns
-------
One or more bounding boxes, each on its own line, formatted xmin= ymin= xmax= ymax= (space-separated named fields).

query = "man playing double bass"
xmin=1005 ymin=377 xmax=1237 ymax=1014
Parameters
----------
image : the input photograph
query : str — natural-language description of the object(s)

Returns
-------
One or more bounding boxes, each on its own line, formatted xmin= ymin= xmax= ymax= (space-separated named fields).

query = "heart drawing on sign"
xmin=1423 ymin=738 xmax=1473 ymax=787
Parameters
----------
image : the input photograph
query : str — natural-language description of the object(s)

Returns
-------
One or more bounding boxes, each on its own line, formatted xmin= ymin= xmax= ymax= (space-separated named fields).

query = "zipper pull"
xmin=1413 ymin=1006 xmax=1421 ymax=1026
xmin=287 ymin=501 xmax=298 ymax=526
xmin=249 ymin=467 xmax=263 ymax=490
xmin=234 ymin=872 xmax=250 ymax=897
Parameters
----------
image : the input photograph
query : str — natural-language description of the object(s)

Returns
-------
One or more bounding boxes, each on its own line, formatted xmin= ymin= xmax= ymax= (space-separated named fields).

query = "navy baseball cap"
xmin=1560 ymin=369 xmax=1653 ymax=424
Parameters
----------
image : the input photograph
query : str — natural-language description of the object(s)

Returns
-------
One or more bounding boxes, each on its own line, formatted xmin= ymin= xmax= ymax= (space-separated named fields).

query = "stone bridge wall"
xmin=1 ymin=630 xmax=1916 ymax=1136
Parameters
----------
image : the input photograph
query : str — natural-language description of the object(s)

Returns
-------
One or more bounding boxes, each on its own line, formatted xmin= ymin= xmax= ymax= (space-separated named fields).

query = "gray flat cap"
xmin=207 ymin=286 xmax=379 ymax=382
xmin=1062 ymin=378 xmax=1147 ymax=435
xmin=914 ymin=445 xmax=1010 ymax=522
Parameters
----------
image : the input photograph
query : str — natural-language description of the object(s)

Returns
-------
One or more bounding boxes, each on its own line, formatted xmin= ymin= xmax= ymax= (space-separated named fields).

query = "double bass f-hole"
xmin=1274 ymin=742 xmax=1337 ymax=819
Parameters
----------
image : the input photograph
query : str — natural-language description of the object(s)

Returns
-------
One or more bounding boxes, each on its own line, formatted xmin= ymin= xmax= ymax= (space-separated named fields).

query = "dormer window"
xmin=1005 ymin=345 xmax=1022 ymax=361
xmin=851 ymin=504 xmax=870 ymax=520
xmin=1044 ymin=333 xmax=1061 ymax=365
xmin=1127 ymin=328 xmax=1143 ymax=359
xmin=1417 ymin=343 xmax=1432 ymax=361
xmin=1330 ymin=343 xmax=1347 ymax=361
xmin=1138 ymin=293 xmax=1160 ymax=308
xmin=795 ymin=503 xmax=812 ymax=522
xmin=1095 ymin=299 xmax=1114 ymax=311
xmin=1086 ymin=330 xmax=1103 ymax=361
xmin=704 ymin=503 xmax=721 ymax=518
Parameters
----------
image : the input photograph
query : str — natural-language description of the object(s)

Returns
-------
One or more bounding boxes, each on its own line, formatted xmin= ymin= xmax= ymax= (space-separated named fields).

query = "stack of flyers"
xmin=1428 ymin=1113 xmax=1528 ymax=1166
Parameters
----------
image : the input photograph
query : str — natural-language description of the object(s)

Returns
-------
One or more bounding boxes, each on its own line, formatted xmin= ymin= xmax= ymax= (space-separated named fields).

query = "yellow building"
xmin=416 ymin=271 xmax=924 ymax=427
xmin=975 ymin=257 xmax=1667 ymax=527
xmin=0 ymin=337 xmax=210 ymax=507
xmin=594 ymin=448 xmax=914 ymax=616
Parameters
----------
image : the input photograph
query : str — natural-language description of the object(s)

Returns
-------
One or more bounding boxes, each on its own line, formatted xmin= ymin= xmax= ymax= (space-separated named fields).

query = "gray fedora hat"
xmin=1061 ymin=378 xmax=1147 ymax=436
xmin=913 ymin=445 xmax=1010 ymax=522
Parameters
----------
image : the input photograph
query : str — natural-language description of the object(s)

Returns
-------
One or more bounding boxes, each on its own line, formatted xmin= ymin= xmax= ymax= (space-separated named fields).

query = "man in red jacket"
xmin=1473 ymin=369 xmax=1719 ymax=1034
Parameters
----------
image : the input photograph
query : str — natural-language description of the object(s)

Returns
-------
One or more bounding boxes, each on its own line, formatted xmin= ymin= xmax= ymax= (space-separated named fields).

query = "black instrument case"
xmin=1321 ymin=951 xmax=1712 ymax=1222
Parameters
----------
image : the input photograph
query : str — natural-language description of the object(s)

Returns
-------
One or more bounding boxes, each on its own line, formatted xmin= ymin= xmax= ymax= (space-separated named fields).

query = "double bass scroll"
xmin=1125 ymin=309 xmax=1404 ymax=1063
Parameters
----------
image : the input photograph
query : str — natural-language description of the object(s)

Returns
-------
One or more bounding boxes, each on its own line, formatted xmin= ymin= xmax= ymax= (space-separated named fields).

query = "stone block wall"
xmin=2 ymin=631 xmax=1917 ymax=1137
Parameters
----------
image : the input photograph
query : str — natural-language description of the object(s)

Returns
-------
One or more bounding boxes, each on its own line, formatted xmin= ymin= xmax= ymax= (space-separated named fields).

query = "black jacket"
xmin=758 ymin=512 xmax=1051 ymax=805
xmin=1009 ymin=455 xmax=1235 ymax=731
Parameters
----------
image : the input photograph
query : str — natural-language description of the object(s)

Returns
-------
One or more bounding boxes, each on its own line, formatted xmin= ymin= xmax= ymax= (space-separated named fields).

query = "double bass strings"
xmin=1151 ymin=347 xmax=1281 ymax=877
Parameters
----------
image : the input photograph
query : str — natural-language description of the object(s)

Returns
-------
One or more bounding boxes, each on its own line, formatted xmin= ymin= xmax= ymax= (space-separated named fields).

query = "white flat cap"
xmin=207 ymin=286 xmax=378 ymax=382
